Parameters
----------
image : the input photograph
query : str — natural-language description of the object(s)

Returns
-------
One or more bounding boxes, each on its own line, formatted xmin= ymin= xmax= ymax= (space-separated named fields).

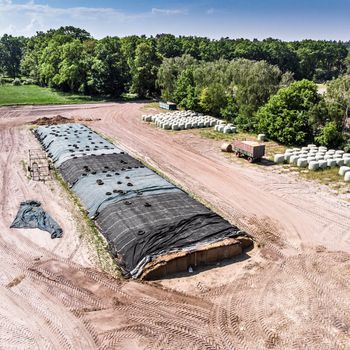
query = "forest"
xmin=0 ymin=26 xmax=349 ymax=148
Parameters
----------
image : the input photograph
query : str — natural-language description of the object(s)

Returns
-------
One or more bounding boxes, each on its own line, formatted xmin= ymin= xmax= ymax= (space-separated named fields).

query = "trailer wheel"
xmin=235 ymin=152 xmax=241 ymax=158
xmin=248 ymin=157 xmax=253 ymax=163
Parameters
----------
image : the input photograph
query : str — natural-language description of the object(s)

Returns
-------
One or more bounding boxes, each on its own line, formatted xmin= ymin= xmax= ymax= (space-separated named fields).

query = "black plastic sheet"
xmin=59 ymin=153 xmax=143 ymax=187
xmin=96 ymin=192 xmax=241 ymax=277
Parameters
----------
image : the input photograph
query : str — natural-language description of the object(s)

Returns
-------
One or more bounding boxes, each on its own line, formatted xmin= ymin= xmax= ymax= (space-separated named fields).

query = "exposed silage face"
xmin=34 ymin=123 xmax=243 ymax=277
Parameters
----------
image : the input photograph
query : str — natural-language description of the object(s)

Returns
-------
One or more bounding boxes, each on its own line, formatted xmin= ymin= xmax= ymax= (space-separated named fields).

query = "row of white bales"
xmin=142 ymin=111 xmax=236 ymax=133
xmin=274 ymin=145 xmax=350 ymax=181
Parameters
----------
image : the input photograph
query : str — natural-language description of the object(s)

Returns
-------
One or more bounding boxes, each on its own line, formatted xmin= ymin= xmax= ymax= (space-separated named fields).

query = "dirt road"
xmin=0 ymin=102 xmax=349 ymax=349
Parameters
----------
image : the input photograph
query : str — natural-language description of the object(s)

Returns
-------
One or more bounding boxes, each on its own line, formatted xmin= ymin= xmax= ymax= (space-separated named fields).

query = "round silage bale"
xmin=307 ymin=157 xmax=316 ymax=163
xmin=324 ymin=155 xmax=333 ymax=160
xmin=257 ymin=134 xmax=266 ymax=141
xmin=179 ymin=123 xmax=185 ymax=130
xmin=218 ymin=125 xmax=225 ymax=132
xmin=327 ymin=149 xmax=335 ymax=154
xmin=172 ymin=124 xmax=179 ymax=130
xmin=319 ymin=146 xmax=327 ymax=152
xmin=290 ymin=155 xmax=300 ymax=165
xmin=231 ymin=127 xmax=237 ymax=133
xmin=191 ymin=122 xmax=198 ymax=128
xmin=315 ymin=155 xmax=324 ymax=161
xmin=185 ymin=123 xmax=192 ymax=129
xmin=343 ymin=153 xmax=350 ymax=158
xmin=318 ymin=160 xmax=328 ymax=169
xmin=308 ymin=161 xmax=319 ymax=170
xmin=210 ymin=120 xmax=216 ymax=127
xmin=336 ymin=159 xmax=344 ymax=166
xmin=284 ymin=153 xmax=293 ymax=162
xmin=308 ymin=144 xmax=316 ymax=148
xmin=223 ymin=126 xmax=233 ymax=133
xmin=297 ymin=158 xmax=308 ymax=167
xmin=274 ymin=154 xmax=285 ymax=163
xmin=333 ymin=154 xmax=342 ymax=159
xmin=344 ymin=172 xmax=350 ymax=182
xmin=285 ymin=148 xmax=294 ymax=153
xmin=292 ymin=148 xmax=300 ymax=152
xmin=339 ymin=166 xmax=350 ymax=176
xmin=198 ymin=121 xmax=204 ymax=128
xmin=335 ymin=150 xmax=344 ymax=155
xmin=327 ymin=159 xmax=337 ymax=167
xmin=344 ymin=158 xmax=350 ymax=166
xmin=221 ymin=142 xmax=233 ymax=152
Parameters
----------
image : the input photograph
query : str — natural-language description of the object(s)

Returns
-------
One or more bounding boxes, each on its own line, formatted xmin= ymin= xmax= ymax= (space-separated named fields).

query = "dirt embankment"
xmin=0 ymin=103 xmax=349 ymax=350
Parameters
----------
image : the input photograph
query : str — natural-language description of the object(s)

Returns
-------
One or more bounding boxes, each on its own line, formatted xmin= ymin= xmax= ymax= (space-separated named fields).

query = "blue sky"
xmin=0 ymin=0 xmax=349 ymax=40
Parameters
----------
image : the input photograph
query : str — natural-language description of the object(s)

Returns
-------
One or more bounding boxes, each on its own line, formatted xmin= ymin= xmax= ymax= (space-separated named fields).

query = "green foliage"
xmin=256 ymin=80 xmax=321 ymax=145
xmin=315 ymin=121 xmax=344 ymax=148
xmin=326 ymin=75 xmax=350 ymax=128
xmin=131 ymin=42 xmax=160 ymax=97
xmin=89 ymin=37 xmax=129 ymax=96
xmin=0 ymin=34 xmax=26 ymax=78
xmin=199 ymin=83 xmax=227 ymax=116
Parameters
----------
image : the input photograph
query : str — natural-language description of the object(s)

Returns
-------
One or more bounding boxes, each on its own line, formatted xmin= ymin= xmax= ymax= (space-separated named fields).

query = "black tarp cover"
xmin=96 ymin=192 xmax=241 ymax=277
xmin=59 ymin=153 xmax=143 ymax=187
xmin=10 ymin=200 xmax=63 ymax=239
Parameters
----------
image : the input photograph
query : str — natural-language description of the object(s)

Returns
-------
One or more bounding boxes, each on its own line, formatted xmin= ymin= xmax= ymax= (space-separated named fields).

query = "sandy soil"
xmin=0 ymin=102 xmax=350 ymax=349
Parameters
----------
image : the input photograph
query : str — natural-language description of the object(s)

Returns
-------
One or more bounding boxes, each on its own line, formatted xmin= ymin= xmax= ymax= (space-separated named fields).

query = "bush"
xmin=342 ymin=140 xmax=350 ymax=153
xmin=315 ymin=121 xmax=344 ymax=148
xmin=0 ymin=76 xmax=5 ymax=85
xmin=12 ymin=78 xmax=21 ymax=86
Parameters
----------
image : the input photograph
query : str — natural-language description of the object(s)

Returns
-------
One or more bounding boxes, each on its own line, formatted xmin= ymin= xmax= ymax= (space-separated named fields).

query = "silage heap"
xmin=34 ymin=123 xmax=246 ymax=278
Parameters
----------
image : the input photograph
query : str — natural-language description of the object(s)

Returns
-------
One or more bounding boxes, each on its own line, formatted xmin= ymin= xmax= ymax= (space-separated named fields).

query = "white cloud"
xmin=0 ymin=1 xmax=188 ymax=37
xmin=151 ymin=8 xmax=188 ymax=16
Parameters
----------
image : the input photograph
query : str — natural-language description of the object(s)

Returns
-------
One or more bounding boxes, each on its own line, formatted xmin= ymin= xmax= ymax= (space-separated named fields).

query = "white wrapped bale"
xmin=291 ymin=155 xmax=300 ymax=165
xmin=326 ymin=149 xmax=335 ymax=154
xmin=284 ymin=153 xmax=293 ymax=162
xmin=218 ymin=125 xmax=225 ymax=132
xmin=307 ymin=157 xmax=316 ymax=163
xmin=285 ymin=148 xmax=294 ymax=153
xmin=344 ymin=158 xmax=350 ymax=166
xmin=324 ymin=155 xmax=333 ymax=160
xmin=231 ymin=127 xmax=237 ymax=133
xmin=335 ymin=150 xmax=344 ymax=155
xmin=308 ymin=161 xmax=319 ymax=170
xmin=274 ymin=154 xmax=285 ymax=163
xmin=198 ymin=121 xmax=204 ymax=128
xmin=223 ymin=126 xmax=233 ymax=133
xmin=172 ymin=124 xmax=179 ymax=130
xmin=339 ymin=166 xmax=350 ymax=176
xmin=327 ymin=159 xmax=337 ymax=167
xmin=315 ymin=155 xmax=324 ymax=161
xmin=318 ymin=160 xmax=328 ymax=169
xmin=214 ymin=125 xmax=219 ymax=131
xmin=333 ymin=154 xmax=342 ymax=159
xmin=297 ymin=158 xmax=308 ymax=167
xmin=257 ymin=134 xmax=266 ymax=141
xmin=308 ymin=144 xmax=317 ymax=148
xmin=343 ymin=153 xmax=350 ymax=158
xmin=344 ymin=172 xmax=350 ymax=182
xmin=336 ymin=159 xmax=344 ymax=166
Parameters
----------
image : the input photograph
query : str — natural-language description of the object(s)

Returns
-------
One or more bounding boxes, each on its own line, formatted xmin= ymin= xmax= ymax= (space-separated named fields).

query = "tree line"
xmin=0 ymin=26 xmax=349 ymax=148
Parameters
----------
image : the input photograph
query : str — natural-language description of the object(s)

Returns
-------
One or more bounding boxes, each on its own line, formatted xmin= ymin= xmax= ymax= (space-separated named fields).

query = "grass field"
xmin=0 ymin=84 xmax=107 ymax=106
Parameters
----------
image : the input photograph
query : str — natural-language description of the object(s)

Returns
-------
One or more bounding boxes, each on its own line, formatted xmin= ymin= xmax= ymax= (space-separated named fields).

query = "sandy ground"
xmin=0 ymin=102 xmax=350 ymax=349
